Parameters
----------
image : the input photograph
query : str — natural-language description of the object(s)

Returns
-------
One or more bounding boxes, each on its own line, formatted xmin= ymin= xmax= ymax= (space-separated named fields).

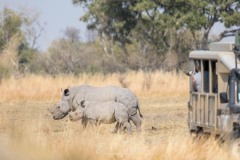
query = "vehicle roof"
xmin=189 ymin=42 xmax=239 ymax=70
xmin=189 ymin=50 xmax=234 ymax=60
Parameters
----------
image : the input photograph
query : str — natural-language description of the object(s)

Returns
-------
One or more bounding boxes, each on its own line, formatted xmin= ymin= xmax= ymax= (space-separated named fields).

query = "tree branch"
xmin=216 ymin=28 xmax=240 ymax=41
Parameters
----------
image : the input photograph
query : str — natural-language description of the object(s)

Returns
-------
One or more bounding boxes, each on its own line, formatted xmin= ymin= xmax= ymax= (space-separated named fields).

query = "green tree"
xmin=72 ymin=0 xmax=195 ymax=56
xmin=0 ymin=8 xmax=22 ymax=51
xmin=73 ymin=0 xmax=240 ymax=45
xmin=73 ymin=0 xmax=139 ymax=55
xmin=0 ymin=7 xmax=43 ymax=75
xmin=181 ymin=0 xmax=240 ymax=41
xmin=72 ymin=0 xmax=240 ymax=71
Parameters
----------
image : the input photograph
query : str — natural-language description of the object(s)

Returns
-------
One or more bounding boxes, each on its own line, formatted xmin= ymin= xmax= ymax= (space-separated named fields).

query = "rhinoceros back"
xmin=67 ymin=85 xmax=139 ymax=116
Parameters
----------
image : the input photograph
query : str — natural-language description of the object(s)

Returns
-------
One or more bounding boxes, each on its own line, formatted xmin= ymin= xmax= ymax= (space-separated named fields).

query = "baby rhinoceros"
xmin=69 ymin=100 xmax=131 ymax=133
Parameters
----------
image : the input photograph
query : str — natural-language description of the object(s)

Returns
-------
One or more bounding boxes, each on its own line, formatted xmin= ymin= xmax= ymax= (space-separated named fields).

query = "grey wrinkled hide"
xmin=69 ymin=101 xmax=131 ymax=133
xmin=48 ymin=101 xmax=71 ymax=120
xmin=71 ymin=85 xmax=139 ymax=115
xmin=49 ymin=85 xmax=142 ymax=131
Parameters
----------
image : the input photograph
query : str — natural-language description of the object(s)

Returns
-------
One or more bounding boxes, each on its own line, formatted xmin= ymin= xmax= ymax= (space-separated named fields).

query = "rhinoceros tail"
xmin=137 ymin=104 xmax=143 ymax=118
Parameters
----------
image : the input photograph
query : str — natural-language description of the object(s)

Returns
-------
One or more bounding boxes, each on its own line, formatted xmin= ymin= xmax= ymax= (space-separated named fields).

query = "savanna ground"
xmin=0 ymin=71 xmax=240 ymax=160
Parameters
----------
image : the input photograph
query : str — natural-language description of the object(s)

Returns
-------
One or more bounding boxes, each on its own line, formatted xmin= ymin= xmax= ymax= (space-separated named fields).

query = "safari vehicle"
xmin=188 ymin=32 xmax=240 ymax=139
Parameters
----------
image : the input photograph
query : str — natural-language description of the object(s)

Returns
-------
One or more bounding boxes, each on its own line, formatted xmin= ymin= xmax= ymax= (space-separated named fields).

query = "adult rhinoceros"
xmin=48 ymin=85 xmax=143 ymax=132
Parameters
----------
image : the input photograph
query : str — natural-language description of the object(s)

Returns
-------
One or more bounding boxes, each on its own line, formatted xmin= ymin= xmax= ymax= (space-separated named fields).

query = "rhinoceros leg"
xmin=112 ymin=122 xmax=120 ymax=133
xmin=130 ymin=114 xmax=142 ymax=132
xmin=88 ymin=119 xmax=97 ymax=127
xmin=122 ymin=122 xmax=131 ymax=134
xmin=82 ymin=118 xmax=87 ymax=129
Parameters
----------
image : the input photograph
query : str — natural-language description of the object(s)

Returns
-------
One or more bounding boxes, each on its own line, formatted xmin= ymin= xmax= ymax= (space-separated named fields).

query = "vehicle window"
xmin=203 ymin=60 xmax=209 ymax=93
xmin=211 ymin=61 xmax=218 ymax=93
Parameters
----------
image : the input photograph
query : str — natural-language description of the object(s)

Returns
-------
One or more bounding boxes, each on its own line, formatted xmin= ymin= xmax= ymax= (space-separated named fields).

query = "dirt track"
xmin=0 ymin=97 xmax=189 ymax=139
xmin=1 ymin=97 xmax=240 ymax=160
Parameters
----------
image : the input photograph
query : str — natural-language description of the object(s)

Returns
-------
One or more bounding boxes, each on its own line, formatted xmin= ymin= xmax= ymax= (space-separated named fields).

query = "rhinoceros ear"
xmin=64 ymin=89 xmax=69 ymax=96
xmin=80 ymin=100 xmax=85 ymax=108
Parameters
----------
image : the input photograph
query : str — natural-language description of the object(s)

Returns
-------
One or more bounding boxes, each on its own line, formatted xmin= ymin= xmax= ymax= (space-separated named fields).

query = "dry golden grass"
xmin=0 ymin=71 xmax=240 ymax=160
xmin=0 ymin=71 xmax=188 ymax=103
